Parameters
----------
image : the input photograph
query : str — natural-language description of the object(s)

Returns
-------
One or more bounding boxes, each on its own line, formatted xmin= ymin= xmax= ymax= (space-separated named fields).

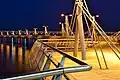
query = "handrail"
xmin=3 ymin=40 xmax=92 ymax=80
xmin=38 ymin=40 xmax=88 ymax=65
xmin=3 ymin=66 xmax=91 ymax=80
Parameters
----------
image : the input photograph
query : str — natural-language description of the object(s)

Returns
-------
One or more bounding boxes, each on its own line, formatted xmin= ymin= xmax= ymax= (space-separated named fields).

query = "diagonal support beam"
xmin=43 ymin=50 xmax=54 ymax=71
xmin=52 ymin=56 xmax=70 ymax=80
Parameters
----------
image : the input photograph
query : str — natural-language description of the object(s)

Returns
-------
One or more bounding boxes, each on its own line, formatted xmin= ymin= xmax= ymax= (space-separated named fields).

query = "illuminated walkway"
xmin=51 ymin=43 xmax=120 ymax=80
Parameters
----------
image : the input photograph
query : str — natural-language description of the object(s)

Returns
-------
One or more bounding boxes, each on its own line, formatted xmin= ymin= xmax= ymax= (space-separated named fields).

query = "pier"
xmin=0 ymin=0 xmax=120 ymax=80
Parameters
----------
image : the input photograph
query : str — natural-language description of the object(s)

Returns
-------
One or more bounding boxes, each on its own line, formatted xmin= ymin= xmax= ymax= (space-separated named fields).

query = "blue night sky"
xmin=0 ymin=0 xmax=120 ymax=31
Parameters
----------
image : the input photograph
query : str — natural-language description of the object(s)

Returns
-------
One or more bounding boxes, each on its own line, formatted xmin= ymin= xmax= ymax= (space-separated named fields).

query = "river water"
xmin=0 ymin=37 xmax=35 ymax=79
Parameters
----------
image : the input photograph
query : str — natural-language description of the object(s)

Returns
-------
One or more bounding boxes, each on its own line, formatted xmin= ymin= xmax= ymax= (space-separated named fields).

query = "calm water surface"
xmin=0 ymin=37 xmax=35 ymax=78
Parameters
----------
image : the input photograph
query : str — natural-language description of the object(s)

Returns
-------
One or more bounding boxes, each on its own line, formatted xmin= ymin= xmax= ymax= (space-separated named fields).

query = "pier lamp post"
xmin=6 ymin=31 xmax=9 ymax=36
xmin=11 ymin=31 xmax=15 ymax=35
xmin=73 ymin=1 xmax=86 ymax=60
xmin=25 ymin=29 xmax=30 ymax=39
xmin=25 ymin=29 xmax=29 ymax=35
xmin=1 ymin=31 xmax=3 ymax=36
xmin=91 ymin=16 xmax=96 ymax=41
xmin=92 ymin=15 xmax=99 ymax=23
xmin=43 ymin=26 xmax=48 ymax=36
xmin=59 ymin=22 xmax=65 ymax=37
xmin=93 ymin=15 xmax=99 ymax=24
xmin=18 ymin=30 xmax=22 ymax=46
xmin=18 ymin=30 xmax=21 ymax=35
xmin=91 ymin=15 xmax=99 ymax=41
xmin=61 ymin=14 xmax=72 ymax=36
xmin=33 ymin=28 xmax=38 ymax=36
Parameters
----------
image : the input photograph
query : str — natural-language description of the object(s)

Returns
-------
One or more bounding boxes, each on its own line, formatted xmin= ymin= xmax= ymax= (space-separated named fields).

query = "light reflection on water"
xmin=1 ymin=44 xmax=3 ymax=53
xmin=6 ymin=45 xmax=10 ymax=60
xmin=0 ymin=37 xmax=33 ymax=78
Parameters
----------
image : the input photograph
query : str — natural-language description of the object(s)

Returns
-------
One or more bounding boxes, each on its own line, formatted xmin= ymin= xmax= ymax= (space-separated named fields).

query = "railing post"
xmin=43 ymin=50 xmax=54 ymax=71
xmin=52 ymin=56 xmax=69 ymax=80
xmin=39 ymin=50 xmax=55 ymax=80
xmin=36 ymin=47 xmax=46 ymax=70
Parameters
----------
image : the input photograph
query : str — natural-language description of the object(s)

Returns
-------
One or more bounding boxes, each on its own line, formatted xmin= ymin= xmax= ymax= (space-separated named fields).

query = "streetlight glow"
xmin=61 ymin=14 xmax=64 ymax=17
xmin=59 ymin=22 xmax=62 ymax=24
xmin=96 ymin=15 xmax=99 ymax=17
xmin=69 ymin=14 xmax=72 ymax=17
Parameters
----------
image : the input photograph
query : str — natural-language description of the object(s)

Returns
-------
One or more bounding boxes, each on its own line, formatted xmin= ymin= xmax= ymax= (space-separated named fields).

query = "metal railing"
xmin=3 ymin=40 xmax=92 ymax=80
xmin=37 ymin=38 xmax=98 ymax=52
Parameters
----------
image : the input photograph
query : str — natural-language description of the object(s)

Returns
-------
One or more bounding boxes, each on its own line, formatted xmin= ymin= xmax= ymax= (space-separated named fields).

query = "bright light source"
xmin=96 ymin=15 xmax=99 ymax=17
xmin=69 ymin=14 xmax=72 ymax=17
xmin=59 ymin=22 xmax=62 ymax=24
xmin=61 ymin=14 xmax=64 ymax=17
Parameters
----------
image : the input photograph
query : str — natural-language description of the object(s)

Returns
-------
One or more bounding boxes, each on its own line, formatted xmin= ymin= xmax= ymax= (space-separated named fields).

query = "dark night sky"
xmin=0 ymin=0 xmax=119 ymax=31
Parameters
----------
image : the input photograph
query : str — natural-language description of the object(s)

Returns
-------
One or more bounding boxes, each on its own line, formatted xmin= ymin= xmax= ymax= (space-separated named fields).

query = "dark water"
xmin=0 ymin=37 xmax=35 ymax=79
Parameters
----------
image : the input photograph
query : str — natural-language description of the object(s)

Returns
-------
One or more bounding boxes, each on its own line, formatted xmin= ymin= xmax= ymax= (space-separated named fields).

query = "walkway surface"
xmin=50 ymin=43 xmax=120 ymax=80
